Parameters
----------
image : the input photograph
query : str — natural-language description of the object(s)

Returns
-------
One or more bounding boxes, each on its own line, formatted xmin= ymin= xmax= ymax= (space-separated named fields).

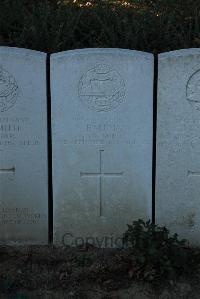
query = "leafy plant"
xmin=123 ymin=219 xmax=199 ymax=282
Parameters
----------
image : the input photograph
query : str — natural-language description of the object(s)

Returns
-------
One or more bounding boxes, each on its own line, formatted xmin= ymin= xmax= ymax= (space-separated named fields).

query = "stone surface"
xmin=156 ymin=48 xmax=200 ymax=245
xmin=51 ymin=48 xmax=153 ymax=245
xmin=0 ymin=47 xmax=48 ymax=244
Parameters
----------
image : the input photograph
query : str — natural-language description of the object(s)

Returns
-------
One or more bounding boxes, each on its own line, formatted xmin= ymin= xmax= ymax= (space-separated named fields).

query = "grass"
xmin=0 ymin=244 xmax=200 ymax=297
xmin=0 ymin=0 xmax=200 ymax=53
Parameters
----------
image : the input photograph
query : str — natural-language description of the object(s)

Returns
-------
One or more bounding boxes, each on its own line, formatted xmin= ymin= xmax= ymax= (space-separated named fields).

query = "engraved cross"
xmin=188 ymin=170 xmax=200 ymax=177
xmin=80 ymin=150 xmax=123 ymax=217
xmin=0 ymin=167 xmax=15 ymax=174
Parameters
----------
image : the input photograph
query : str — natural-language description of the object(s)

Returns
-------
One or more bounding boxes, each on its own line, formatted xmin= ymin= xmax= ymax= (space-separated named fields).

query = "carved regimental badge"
xmin=78 ymin=64 xmax=125 ymax=112
xmin=0 ymin=66 xmax=19 ymax=113
xmin=186 ymin=69 xmax=200 ymax=111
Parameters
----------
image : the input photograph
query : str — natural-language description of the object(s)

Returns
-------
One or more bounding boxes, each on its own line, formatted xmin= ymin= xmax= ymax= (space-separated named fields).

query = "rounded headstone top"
xmin=51 ymin=48 xmax=153 ymax=60
xmin=159 ymin=48 xmax=200 ymax=59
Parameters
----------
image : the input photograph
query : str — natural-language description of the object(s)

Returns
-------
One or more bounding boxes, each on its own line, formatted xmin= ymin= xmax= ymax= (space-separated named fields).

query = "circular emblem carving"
xmin=78 ymin=64 xmax=125 ymax=112
xmin=186 ymin=69 xmax=200 ymax=111
xmin=0 ymin=66 xmax=19 ymax=113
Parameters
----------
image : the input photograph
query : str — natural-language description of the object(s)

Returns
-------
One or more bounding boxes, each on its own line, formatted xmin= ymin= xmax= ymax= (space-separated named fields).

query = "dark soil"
xmin=0 ymin=246 xmax=200 ymax=298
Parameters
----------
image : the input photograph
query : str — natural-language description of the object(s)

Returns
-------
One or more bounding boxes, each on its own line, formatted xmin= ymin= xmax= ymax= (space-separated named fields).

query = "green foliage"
xmin=0 ymin=0 xmax=200 ymax=52
xmin=123 ymin=219 xmax=199 ymax=281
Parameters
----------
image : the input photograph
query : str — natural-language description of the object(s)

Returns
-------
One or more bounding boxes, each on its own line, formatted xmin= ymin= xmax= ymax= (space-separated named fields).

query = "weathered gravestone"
xmin=156 ymin=49 xmax=200 ymax=245
xmin=0 ymin=47 xmax=48 ymax=244
xmin=51 ymin=48 xmax=153 ymax=246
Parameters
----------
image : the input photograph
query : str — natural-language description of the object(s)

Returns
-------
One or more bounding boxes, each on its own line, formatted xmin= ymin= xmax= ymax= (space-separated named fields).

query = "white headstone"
xmin=51 ymin=48 xmax=153 ymax=246
xmin=0 ymin=47 xmax=48 ymax=244
xmin=156 ymin=49 xmax=200 ymax=245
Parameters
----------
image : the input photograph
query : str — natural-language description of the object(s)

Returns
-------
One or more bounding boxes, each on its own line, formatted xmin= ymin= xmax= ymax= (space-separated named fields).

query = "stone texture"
xmin=156 ymin=48 xmax=200 ymax=245
xmin=0 ymin=47 xmax=48 ymax=244
xmin=51 ymin=48 xmax=153 ymax=246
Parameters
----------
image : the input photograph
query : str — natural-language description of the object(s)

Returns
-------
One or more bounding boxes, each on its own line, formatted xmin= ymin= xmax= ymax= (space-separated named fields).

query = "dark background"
xmin=0 ymin=0 xmax=200 ymax=53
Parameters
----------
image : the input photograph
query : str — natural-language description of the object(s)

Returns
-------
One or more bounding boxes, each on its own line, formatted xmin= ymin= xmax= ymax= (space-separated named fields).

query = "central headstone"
xmin=0 ymin=47 xmax=48 ymax=244
xmin=51 ymin=49 xmax=153 ymax=246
